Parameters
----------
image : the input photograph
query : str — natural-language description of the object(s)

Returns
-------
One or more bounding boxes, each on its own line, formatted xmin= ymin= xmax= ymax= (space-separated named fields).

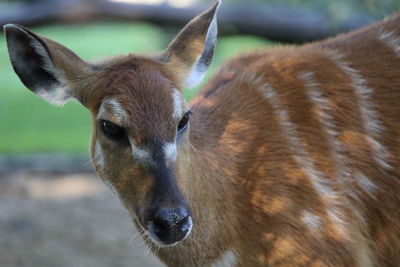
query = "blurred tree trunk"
xmin=0 ymin=0 xmax=373 ymax=43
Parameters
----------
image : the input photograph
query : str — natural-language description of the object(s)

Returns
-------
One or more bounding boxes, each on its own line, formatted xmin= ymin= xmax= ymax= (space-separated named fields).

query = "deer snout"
xmin=149 ymin=207 xmax=192 ymax=245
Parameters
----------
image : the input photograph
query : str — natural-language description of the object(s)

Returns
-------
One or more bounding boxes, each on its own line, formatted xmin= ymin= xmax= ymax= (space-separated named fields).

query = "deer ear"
xmin=4 ymin=24 xmax=92 ymax=106
xmin=160 ymin=0 xmax=220 ymax=88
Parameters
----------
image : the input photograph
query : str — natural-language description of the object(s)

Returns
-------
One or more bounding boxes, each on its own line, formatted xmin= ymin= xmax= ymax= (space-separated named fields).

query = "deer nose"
xmin=151 ymin=208 xmax=192 ymax=245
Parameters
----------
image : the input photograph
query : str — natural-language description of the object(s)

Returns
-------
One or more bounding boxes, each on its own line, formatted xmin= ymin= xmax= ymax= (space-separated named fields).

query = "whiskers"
xmin=128 ymin=228 xmax=161 ymax=258
xmin=143 ymin=233 xmax=161 ymax=257
xmin=83 ymin=150 xmax=98 ymax=166
xmin=128 ymin=229 xmax=145 ymax=246
xmin=82 ymin=158 xmax=93 ymax=166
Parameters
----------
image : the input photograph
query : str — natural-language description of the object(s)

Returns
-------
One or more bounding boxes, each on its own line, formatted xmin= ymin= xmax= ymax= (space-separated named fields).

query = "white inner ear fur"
xmin=184 ymin=2 xmax=220 ymax=88
xmin=185 ymin=54 xmax=208 ymax=88
xmin=35 ymin=86 xmax=71 ymax=106
xmin=22 ymin=28 xmax=71 ymax=106
xmin=30 ymin=37 xmax=72 ymax=106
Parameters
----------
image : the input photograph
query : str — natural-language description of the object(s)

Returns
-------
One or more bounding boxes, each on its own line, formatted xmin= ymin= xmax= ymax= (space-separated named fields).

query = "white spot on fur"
xmin=132 ymin=147 xmax=153 ymax=165
xmin=378 ymin=29 xmax=400 ymax=57
xmin=328 ymin=50 xmax=392 ymax=170
xmin=355 ymin=171 xmax=378 ymax=198
xmin=299 ymin=71 xmax=371 ymax=226
xmin=163 ymin=142 xmax=177 ymax=162
xmin=97 ymin=98 xmax=127 ymax=122
xmin=251 ymin=72 xmax=348 ymax=239
xmin=301 ymin=210 xmax=322 ymax=231
xmin=300 ymin=72 xmax=350 ymax=181
xmin=212 ymin=250 xmax=237 ymax=267
xmin=172 ymin=89 xmax=183 ymax=119
xmin=95 ymin=140 xmax=105 ymax=168
xmin=365 ymin=136 xmax=392 ymax=170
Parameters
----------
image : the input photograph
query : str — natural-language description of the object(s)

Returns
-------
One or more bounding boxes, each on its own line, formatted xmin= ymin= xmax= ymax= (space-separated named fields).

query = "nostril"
xmin=153 ymin=216 xmax=167 ymax=235
xmin=176 ymin=214 xmax=188 ymax=227
xmin=152 ymin=208 xmax=191 ymax=244
xmin=173 ymin=208 xmax=189 ymax=227
xmin=155 ymin=208 xmax=189 ymax=227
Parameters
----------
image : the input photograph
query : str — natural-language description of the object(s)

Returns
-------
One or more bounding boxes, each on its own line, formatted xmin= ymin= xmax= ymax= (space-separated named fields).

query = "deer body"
xmin=183 ymin=20 xmax=400 ymax=266
xmin=5 ymin=2 xmax=400 ymax=266
xmin=162 ymin=16 xmax=400 ymax=265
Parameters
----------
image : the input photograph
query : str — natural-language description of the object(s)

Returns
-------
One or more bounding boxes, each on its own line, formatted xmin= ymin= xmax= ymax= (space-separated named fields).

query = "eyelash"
xmin=177 ymin=111 xmax=192 ymax=133
xmin=100 ymin=120 xmax=129 ymax=146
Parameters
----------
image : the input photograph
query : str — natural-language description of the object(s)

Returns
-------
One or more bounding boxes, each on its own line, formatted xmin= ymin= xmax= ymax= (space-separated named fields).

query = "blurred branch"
xmin=0 ymin=0 xmax=374 ymax=43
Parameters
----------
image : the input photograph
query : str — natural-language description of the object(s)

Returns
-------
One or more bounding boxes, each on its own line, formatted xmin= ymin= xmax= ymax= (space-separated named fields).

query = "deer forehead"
xmin=96 ymin=87 xmax=184 ymax=124
xmin=94 ymin=63 xmax=185 ymax=122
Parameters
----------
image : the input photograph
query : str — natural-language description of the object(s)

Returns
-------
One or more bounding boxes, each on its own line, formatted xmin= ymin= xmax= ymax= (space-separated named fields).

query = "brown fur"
xmin=172 ymin=14 xmax=400 ymax=266
xmin=6 ymin=6 xmax=400 ymax=267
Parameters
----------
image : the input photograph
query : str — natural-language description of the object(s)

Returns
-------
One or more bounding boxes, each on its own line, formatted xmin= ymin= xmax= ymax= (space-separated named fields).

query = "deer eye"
xmin=100 ymin=120 xmax=129 ymax=145
xmin=177 ymin=111 xmax=192 ymax=133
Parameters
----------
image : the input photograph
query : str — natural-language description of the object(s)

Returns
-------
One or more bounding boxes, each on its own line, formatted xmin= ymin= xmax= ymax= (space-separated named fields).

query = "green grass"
xmin=0 ymin=22 xmax=273 ymax=153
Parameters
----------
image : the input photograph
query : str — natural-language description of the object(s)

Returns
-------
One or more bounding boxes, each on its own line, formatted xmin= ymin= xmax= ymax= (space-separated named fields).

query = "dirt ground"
xmin=0 ymin=171 xmax=163 ymax=267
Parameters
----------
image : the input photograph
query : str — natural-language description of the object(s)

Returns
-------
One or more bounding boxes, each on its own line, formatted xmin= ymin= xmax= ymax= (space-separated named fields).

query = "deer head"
xmin=4 ymin=1 xmax=220 ymax=247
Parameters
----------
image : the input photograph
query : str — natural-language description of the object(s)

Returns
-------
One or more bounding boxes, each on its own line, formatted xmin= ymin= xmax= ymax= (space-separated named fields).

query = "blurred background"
xmin=0 ymin=0 xmax=399 ymax=266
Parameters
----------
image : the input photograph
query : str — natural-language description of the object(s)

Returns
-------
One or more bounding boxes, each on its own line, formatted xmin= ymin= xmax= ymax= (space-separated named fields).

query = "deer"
xmin=4 ymin=0 xmax=400 ymax=265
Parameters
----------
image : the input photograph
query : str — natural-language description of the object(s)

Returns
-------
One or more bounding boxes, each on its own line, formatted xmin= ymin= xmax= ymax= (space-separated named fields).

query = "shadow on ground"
xmin=0 ymin=171 xmax=163 ymax=267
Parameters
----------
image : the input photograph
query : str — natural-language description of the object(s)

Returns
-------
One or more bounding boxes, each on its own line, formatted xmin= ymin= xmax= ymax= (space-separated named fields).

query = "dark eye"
xmin=100 ymin=120 xmax=129 ymax=145
xmin=177 ymin=111 xmax=192 ymax=133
